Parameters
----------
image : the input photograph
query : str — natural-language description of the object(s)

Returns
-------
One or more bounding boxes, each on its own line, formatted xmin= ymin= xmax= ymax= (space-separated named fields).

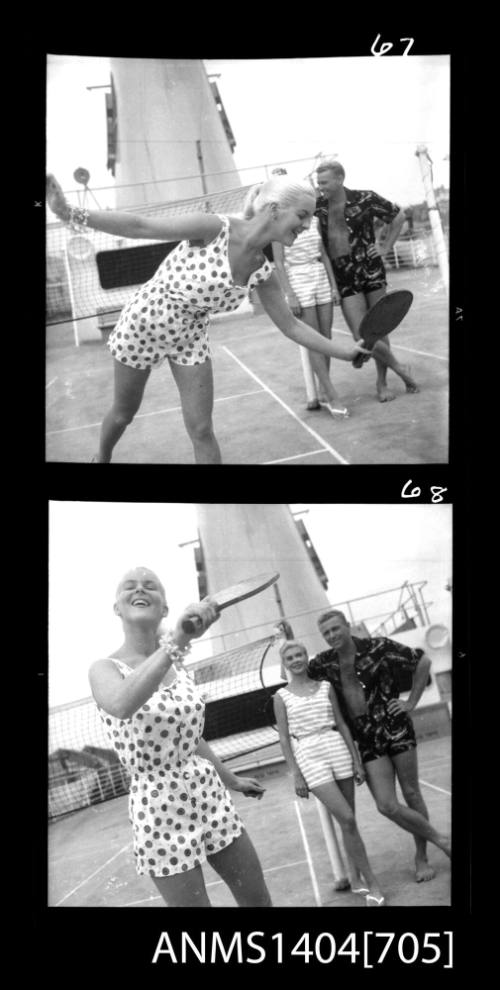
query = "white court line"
xmin=294 ymin=800 xmax=322 ymax=906
xmin=392 ymin=343 xmax=448 ymax=361
xmin=124 ymin=894 xmax=162 ymax=906
xmin=47 ymin=419 xmax=103 ymax=436
xmin=418 ymin=758 xmax=451 ymax=770
xmin=220 ymin=326 xmax=448 ymax=362
xmin=123 ymin=857 xmax=310 ymax=906
xmin=265 ymin=448 xmax=327 ymax=465
xmin=222 ymin=346 xmax=349 ymax=465
xmin=419 ymin=779 xmax=451 ymax=797
xmin=54 ymin=842 xmax=132 ymax=906
xmin=46 ymin=387 xmax=264 ymax=436
xmin=219 ymin=329 xmax=274 ymax=345
xmin=46 ymin=377 xmax=58 ymax=390
xmin=332 ymin=327 xmax=447 ymax=362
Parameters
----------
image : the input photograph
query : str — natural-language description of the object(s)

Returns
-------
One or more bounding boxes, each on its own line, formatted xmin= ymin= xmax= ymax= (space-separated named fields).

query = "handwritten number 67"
xmin=371 ymin=35 xmax=415 ymax=56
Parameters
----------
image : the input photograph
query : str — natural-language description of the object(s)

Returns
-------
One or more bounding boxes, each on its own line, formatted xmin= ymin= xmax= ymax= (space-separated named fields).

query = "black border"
xmin=33 ymin=22 xmax=469 ymax=979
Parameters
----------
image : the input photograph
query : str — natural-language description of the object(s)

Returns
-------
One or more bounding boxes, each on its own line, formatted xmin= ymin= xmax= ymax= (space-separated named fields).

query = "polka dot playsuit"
xmin=107 ymin=214 xmax=274 ymax=370
xmin=98 ymin=660 xmax=244 ymax=878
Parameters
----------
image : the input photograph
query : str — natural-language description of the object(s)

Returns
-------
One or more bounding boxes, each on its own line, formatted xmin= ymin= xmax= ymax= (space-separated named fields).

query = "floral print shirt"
xmin=308 ymin=636 xmax=424 ymax=728
xmin=315 ymin=188 xmax=401 ymax=261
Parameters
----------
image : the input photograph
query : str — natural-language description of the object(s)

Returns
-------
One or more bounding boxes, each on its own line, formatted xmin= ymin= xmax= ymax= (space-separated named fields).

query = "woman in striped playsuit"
xmin=273 ymin=640 xmax=385 ymax=906
xmin=272 ymin=216 xmax=349 ymax=417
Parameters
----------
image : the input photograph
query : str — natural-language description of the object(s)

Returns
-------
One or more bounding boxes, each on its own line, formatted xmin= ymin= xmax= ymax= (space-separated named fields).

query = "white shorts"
xmin=286 ymin=261 xmax=333 ymax=308
xmin=108 ymin=308 xmax=212 ymax=370
xmin=292 ymin=730 xmax=353 ymax=789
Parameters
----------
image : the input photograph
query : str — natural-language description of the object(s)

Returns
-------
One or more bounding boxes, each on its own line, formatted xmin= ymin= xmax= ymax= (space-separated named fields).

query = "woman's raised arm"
xmin=46 ymin=174 xmax=223 ymax=243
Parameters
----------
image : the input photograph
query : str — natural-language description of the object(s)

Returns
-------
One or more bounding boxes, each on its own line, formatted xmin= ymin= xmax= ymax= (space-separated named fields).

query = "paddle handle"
xmin=353 ymin=350 xmax=372 ymax=368
xmin=182 ymin=604 xmax=221 ymax=634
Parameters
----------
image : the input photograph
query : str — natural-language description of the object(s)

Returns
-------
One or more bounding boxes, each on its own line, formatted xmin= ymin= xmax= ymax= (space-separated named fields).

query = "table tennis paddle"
xmin=182 ymin=572 xmax=280 ymax=633
xmin=353 ymin=289 xmax=413 ymax=368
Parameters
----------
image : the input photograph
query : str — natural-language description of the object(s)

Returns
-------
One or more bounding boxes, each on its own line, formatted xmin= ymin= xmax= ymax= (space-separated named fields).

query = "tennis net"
xmin=48 ymin=634 xmax=285 ymax=820
xmin=46 ymin=184 xmax=255 ymax=334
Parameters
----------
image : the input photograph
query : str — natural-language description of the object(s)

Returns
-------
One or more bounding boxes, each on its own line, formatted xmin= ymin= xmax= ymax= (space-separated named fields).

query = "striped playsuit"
xmin=277 ymin=680 xmax=353 ymax=788
xmin=283 ymin=217 xmax=333 ymax=308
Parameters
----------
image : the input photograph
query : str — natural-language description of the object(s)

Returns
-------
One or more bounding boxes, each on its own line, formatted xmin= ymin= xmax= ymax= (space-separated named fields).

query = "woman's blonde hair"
xmin=243 ymin=176 xmax=316 ymax=219
xmin=279 ymin=639 xmax=309 ymax=662
xmin=115 ymin=567 xmax=167 ymax=605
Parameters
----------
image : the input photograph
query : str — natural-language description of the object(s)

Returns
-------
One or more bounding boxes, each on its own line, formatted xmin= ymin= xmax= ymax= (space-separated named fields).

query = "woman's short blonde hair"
xmin=279 ymin=639 xmax=309 ymax=663
xmin=243 ymin=176 xmax=316 ymax=219
xmin=115 ymin=567 xmax=167 ymax=605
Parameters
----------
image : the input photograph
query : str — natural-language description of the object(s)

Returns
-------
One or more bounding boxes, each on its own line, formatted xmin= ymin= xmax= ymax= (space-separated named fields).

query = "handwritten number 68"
xmin=401 ymin=480 xmax=448 ymax=504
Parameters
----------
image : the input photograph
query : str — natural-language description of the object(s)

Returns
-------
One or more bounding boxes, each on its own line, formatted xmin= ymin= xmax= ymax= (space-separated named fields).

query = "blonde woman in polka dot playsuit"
xmin=47 ymin=174 xmax=369 ymax=464
xmin=89 ymin=567 xmax=272 ymax=907
xmin=274 ymin=640 xmax=385 ymax=906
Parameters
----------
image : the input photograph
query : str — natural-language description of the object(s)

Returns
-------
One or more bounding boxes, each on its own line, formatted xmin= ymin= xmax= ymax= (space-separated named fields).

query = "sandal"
xmin=322 ymin=402 xmax=349 ymax=419
xmin=365 ymin=894 xmax=386 ymax=907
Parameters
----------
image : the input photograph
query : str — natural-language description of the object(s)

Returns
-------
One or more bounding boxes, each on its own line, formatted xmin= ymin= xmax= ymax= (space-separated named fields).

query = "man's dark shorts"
xmin=332 ymin=253 xmax=387 ymax=299
xmin=352 ymin=711 xmax=417 ymax=763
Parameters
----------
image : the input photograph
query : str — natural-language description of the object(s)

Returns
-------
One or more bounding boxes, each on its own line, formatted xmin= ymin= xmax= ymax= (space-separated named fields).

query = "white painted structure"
xmin=196 ymin=503 xmax=335 ymax=657
xmin=110 ymin=58 xmax=240 ymax=207
xmin=47 ymin=58 xmax=242 ymax=344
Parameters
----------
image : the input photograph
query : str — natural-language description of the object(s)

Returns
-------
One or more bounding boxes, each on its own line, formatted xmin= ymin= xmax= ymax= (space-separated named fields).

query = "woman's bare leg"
xmin=208 ymin=830 xmax=272 ymax=907
xmin=311 ymin=780 xmax=383 ymax=899
xmin=301 ymin=305 xmax=344 ymax=408
xmin=336 ymin=777 xmax=364 ymax=889
xmin=152 ymin=863 xmax=212 ymax=907
xmin=169 ymin=358 xmax=222 ymax=464
xmin=96 ymin=359 xmax=151 ymax=462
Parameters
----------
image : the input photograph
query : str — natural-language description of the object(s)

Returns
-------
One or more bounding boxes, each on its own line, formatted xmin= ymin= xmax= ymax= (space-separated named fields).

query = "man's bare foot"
xmin=377 ymin=385 xmax=396 ymax=403
xmin=415 ymin=857 xmax=436 ymax=883
xmin=440 ymin=836 xmax=452 ymax=858
xmin=401 ymin=365 xmax=420 ymax=393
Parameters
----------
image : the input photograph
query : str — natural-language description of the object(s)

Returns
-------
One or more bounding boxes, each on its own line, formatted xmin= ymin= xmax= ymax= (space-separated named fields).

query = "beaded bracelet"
xmin=158 ymin=631 xmax=191 ymax=664
xmin=68 ymin=205 xmax=90 ymax=232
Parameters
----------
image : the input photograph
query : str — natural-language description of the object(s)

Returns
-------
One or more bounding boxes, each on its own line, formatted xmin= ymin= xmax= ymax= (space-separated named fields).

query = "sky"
xmin=46 ymin=55 xmax=450 ymax=210
xmin=48 ymin=502 xmax=452 ymax=707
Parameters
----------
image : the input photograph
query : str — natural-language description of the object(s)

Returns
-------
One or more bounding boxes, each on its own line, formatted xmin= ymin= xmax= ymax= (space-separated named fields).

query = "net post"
xmin=62 ymin=240 xmax=80 ymax=346
xmin=415 ymin=144 xmax=449 ymax=290
xmin=299 ymin=346 xmax=318 ymax=404
xmin=314 ymin=796 xmax=349 ymax=887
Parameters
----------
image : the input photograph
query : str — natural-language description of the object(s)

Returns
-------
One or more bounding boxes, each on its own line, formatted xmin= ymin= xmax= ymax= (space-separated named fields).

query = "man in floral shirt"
xmin=308 ymin=609 xmax=450 ymax=883
xmin=315 ymin=159 xmax=419 ymax=403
